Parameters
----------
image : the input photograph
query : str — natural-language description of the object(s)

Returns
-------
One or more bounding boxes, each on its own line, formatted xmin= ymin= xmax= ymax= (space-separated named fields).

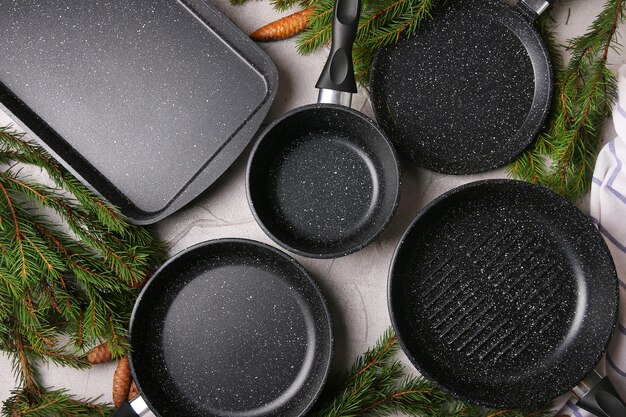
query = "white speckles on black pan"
xmin=114 ymin=239 xmax=332 ymax=417
xmin=388 ymin=180 xmax=620 ymax=410
xmin=0 ymin=0 xmax=278 ymax=224
xmin=370 ymin=0 xmax=554 ymax=174
xmin=247 ymin=104 xmax=400 ymax=259
xmin=247 ymin=0 xmax=400 ymax=259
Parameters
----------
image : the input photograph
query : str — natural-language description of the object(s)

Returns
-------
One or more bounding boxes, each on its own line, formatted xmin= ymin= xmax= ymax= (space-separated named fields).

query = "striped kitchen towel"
xmin=562 ymin=65 xmax=626 ymax=417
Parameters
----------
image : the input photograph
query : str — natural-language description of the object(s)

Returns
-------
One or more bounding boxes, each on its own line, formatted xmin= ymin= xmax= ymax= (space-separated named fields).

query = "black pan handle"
xmin=113 ymin=397 xmax=150 ymax=417
xmin=315 ymin=0 xmax=361 ymax=94
xmin=577 ymin=376 xmax=626 ymax=417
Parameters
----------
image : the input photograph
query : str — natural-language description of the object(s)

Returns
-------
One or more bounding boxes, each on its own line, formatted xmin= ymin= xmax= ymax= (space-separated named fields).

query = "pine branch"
xmin=8 ymin=331 xmax=40 ymax=397
xmin=359 ymin=0 xmax=432 ymax=48
xmin=296 ymin=0 xmax=435 ymax=83
xmin=3 ymin=388 xmax=112 ymax=417
xmin=272 ymin=0 xmax=300 ymax=11
xmin=296 ymin=0 xmax=336 ymax=53
xmin=309 ymin=328 xmax=552 ymax=417
xmin=0 ymin=126 xmax=166 ymax=417
xmin=509 ymin=0 xmax=625 ymax=198
xmin=0 ymin=130 xmax=129 ymax=236
xmin=251 ymin=0 xmax=622 ymax=196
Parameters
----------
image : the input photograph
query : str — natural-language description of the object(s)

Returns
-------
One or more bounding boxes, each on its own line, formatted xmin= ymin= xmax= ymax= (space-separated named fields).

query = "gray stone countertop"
xmin=0 ymin=0 xmax=623 ymax=415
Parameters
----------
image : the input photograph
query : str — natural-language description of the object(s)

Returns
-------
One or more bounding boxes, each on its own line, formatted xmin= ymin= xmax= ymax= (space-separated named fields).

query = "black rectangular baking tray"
xmin=0 ymin=0 xmax=278 ymax=224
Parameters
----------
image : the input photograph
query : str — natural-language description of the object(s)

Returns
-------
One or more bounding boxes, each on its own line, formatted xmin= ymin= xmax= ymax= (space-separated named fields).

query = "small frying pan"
xmin=247 ymin=0 xmax=400 ymax=259
xmin=113 ymin=239 xmax=333 ymax=417
xmin=389 ymin=180 xmax=626 ymax=415
xmin=370 ymin=0 xmax=554 ymax=174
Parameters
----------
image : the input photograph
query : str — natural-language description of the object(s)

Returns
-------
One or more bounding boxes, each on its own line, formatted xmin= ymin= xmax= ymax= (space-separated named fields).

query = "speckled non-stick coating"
xmin=370 ymin=0 xmax=552 ymax=174
xmin=247 ymin=104 xmax=400 ymax=259
xmin=0 ymin=0 xmax=277 ymax=224
xmin=128 ymin=239 xmax=333 ymax=417
xmin=389 ymin=180 xmax=618 ymax=409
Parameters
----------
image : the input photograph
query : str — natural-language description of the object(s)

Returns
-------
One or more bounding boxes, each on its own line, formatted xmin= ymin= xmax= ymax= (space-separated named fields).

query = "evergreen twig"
xmin=272 ymin=0 xmax=301 ymax=11
xmin=3 ymin=387 xmax=112 ymax=417
xmin=244 ymin=0 xmax=624 ymax=197
xmin=0 ymin=126 xmax=165 ymax=417
xmin=297 ymin=0 xmax=435 ymax=83
xmin=509 ymin=0 xmax=625 ymax=198
xmin=309 ymin=329 xmax=552 ymax=417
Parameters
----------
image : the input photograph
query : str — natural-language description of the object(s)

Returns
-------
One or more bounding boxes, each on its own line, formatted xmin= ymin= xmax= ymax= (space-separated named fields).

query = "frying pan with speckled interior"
xmin=246 ymin=0 xmax=400 ymax=259
xmin=389 ymin=180 xmax=626 ymax=416
xmin=370 ymin=0 xmax=554 ymax=174
xmin=113 ymin=239 xmax=333 ymax=417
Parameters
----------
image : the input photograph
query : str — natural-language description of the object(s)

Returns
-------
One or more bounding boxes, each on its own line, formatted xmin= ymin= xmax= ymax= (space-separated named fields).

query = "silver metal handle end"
xmin=317 ymin=89 xmax=353 ymax=107
xmin=130 ymin=396 xmax=155 ymax=417
xmin=520 ymin=0 xmax=550 ymax=16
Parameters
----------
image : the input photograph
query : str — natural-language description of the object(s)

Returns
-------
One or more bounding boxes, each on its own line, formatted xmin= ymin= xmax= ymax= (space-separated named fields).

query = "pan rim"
xmin=246 ymin=103 xmax=401 ymax=259
xmin=369 ymin=0 xmax=553 ymax=174
xmin=387 ymin=179 xmax=619 ymax=409
xmin=0 ymin=0 xmax=279 ymax=225
xmin=127 ymin=238 xmax=334 ymax=417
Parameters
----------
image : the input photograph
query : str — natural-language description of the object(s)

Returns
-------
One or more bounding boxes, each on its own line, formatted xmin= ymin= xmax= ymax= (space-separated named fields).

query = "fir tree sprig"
xmin=296 ymin=0 xmax=336 ymax=53
xmin=296 ymin=0 xmax=434 ymax=83
xmin=228 ymin=0 xmax=250 ymax=6
xmin=509 ymin=0 xmax=625 ymax=198
xmin=243 ymin=0 xmax=624 ymax=197
xmin=2 ymin=329 xmax=112 ymax=417
xmin=0 ymin=126 xmax=165 ymax=416
xmin=3 ymin=387 xmax=112 ymax=417
xmin=272 ymin=0 xmax=301 ymax=12
xmin=309 ymin=329 xmax=552 ymax=417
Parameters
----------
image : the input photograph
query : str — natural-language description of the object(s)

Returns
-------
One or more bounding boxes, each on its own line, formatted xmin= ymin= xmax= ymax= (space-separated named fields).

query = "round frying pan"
xmin=247 ymin=0 xmax=400 ymax=259
xmin=388 ymin=180 xmax=625 ymax=413
xmin=370 ymin=0 xmax=554 ymax=174
xmin=113 ymin=239 xmax=333 ymax=417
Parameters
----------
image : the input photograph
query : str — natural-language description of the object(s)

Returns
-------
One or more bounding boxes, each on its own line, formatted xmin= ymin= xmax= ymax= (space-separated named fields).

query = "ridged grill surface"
xmin=419 ymin=218 xmax=564 ymax=365
xmin=390 ymin=180 xmax=619 ymax=409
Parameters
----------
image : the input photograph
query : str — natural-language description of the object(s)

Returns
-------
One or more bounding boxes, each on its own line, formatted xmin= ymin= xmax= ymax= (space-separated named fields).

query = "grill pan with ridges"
xmin=389 ymin=180 xmax=622 ymax=411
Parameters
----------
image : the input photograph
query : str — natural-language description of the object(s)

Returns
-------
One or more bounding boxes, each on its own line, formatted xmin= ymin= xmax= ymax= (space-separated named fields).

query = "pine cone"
xmin=85 ymin=342 xmax=114 ymax=364
xmin=11 ymin=408 xmax=21 ymax=417
xmin=128 ymin=381 xmax=140 ymax=401
xmin=112 ymin=356 xmax=132 ymax=407
xmin=250 ymin=7 xmax=314 ymax=42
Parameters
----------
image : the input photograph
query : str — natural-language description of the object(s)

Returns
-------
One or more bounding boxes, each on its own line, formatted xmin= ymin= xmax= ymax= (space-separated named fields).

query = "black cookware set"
xmin=1 ymin=0 xmax=624 ymax=416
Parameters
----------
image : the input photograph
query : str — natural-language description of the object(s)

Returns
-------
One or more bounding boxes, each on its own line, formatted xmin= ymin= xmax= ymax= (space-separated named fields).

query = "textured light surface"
xmin=0 ymin=0 xmax=621 ymax=415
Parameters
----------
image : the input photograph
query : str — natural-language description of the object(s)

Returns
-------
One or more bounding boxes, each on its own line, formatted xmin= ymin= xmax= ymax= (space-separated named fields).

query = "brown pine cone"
xmin=128 ymin=381 xmax=140 ymax=401
xmin=85 ymin=342 xmax=114 ymax=364
xmin=250 ymin=7 xmax=314 ymax=42
xmin=112 ymin=356 xmax=132 ymax=407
